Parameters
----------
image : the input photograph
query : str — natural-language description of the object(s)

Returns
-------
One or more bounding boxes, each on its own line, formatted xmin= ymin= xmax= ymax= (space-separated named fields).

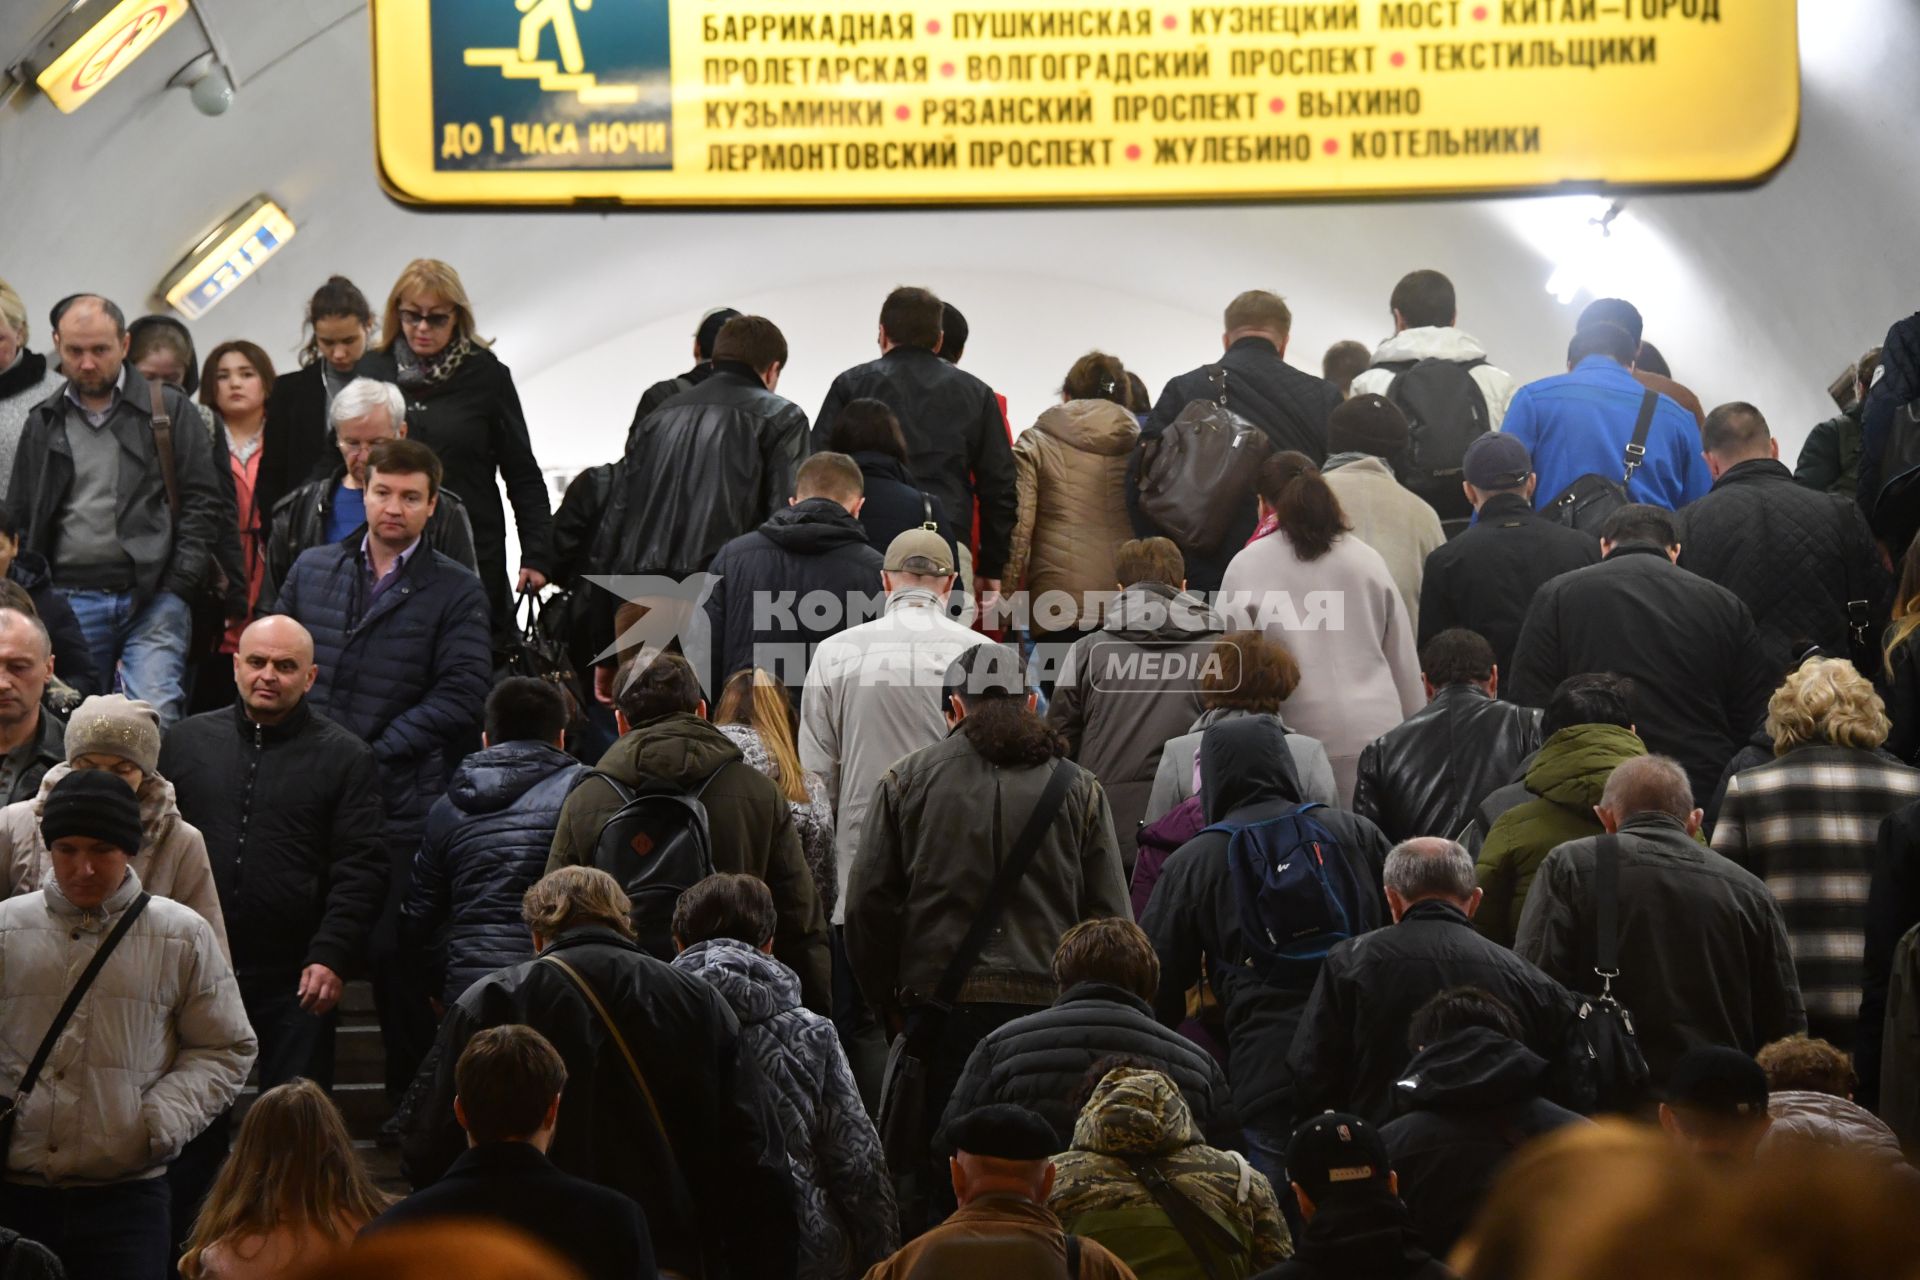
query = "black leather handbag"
xmin=1565 ymin=835 xmax=1652 ymax=1114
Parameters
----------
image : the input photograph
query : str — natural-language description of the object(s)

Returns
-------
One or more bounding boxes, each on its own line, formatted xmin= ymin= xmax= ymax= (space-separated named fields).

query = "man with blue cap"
xmin=1417 ymin=432 xmax=1600 ymax=675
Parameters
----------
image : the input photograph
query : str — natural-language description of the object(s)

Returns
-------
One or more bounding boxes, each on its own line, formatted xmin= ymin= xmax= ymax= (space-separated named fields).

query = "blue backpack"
xmin=1204 ymin=804 xmax=1357 ymax=985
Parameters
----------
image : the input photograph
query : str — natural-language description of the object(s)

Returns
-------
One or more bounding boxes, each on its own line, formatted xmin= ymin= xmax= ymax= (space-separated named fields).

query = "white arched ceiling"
xmin=2 ymin=0 xmax=1915 ymax=483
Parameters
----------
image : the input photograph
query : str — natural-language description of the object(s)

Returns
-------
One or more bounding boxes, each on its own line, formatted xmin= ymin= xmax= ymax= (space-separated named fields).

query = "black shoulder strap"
xmin=1064 ymin=1233 xmax=1081 ymax=1280
xmin=1595 ymin=835 xmax=1622 ymax=983
xmin=1621 ymin=390 xmax=1659 ymax=485
xmin=921 ymin=492 xmax=935 ymax=528
xmin=148 ymin=384 xmax=182 ymax=519
xmin=929 ymin=761 xmax=1075 ymax=1010
xmin=9 ymin=893 xmax=151 ymax=1116
xmin=1123 ymin=1155 xmax=1239 ymax=1280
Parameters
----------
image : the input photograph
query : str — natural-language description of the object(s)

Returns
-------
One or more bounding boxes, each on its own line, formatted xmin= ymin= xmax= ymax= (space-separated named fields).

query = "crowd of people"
xmin=0 ymin=262 xmax=1917 ymax=1280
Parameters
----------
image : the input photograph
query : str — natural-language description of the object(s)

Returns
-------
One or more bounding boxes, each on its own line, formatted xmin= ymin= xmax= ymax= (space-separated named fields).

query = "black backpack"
xmin=1374 ymin=356 xmax=1491 ymax=532
xmin=588 ymin=770 xmax=721 ymax=959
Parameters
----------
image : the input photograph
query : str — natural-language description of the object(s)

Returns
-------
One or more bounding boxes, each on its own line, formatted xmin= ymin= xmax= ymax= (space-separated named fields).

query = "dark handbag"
xmin=0 ymin=893 xmax=151 ymax=1156
xmin=1136 ymin=368 xmax=1274 ymax=555
xmin=1546 ymin=389 xmax=1660 ymax=534
xmin=1123 ymin=1154 xmax=1248 ymax=1280
xmin=1565 ymin=836 xmax=1651 ymax=1113
xmin=505 ymin=589 xmax=590 ymax=726
xmin=876 ymin=760 xmax=1076 ymax=1231
xmin=1834 ymin=494 xmax=1883 ymax=678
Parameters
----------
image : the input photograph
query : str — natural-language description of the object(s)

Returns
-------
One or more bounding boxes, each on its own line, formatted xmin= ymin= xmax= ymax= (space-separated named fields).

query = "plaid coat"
xmin=1713 ymin=743 xmax=1920 ymax=1031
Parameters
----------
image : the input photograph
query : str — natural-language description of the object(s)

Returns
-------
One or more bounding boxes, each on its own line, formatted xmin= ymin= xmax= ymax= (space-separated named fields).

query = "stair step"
xmin=340 ymin=981 xmax=377 ymax=1017
xmin=355 ymin=1139 xmax=410 ymax=1197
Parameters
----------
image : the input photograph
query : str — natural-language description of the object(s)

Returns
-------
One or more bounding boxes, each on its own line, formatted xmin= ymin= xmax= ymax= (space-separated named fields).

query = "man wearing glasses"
xmin=261 ymin=377 xmax=479 ymax=604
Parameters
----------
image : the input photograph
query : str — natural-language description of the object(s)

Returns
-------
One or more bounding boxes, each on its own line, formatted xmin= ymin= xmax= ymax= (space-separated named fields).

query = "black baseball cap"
xmin=1463 ymin=433 xmax=1533 ymax=490
xmin=1286 ymin=1112 xmax=1392 ymax=1201
xmin=1664 ymin=1047 xmax=1769 ymax=1118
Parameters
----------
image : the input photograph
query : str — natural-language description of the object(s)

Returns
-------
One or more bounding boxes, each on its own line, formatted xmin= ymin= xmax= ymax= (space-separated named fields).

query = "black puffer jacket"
xmin=703 ymin=497 xmax=885 ymax=695
xmin=846 ymin=450 xmax=957 ymax=563
xmin=159 ymin=701 xmax=388 ymax=977
xmin=1354 ymin=684 xmax=1543 ymax=844
xmin=600 ymin=364 xmax=810 ymax=580
xmin=1378 ymin=1027 xmax=1585 ymax=1259
xmin=1289 ymin=899 xmax=1574 ymax=1126
xmin=402 ymin=740 xmax=586 ymax=1004
xmin=938 ymin=981 xmax=1237 ymax=1149
xmin=1417 ymin=491 xmax=1600 ymax=675
xmin=261 ymin=465 xmax=479 ymax=598
xmin=1678 ymin=458 xmax=1884 ymax=675
xmin=1127 ymin=336 xmax=1339 ymax=591
xmin=814 ymin=346 xmax=1016 ymax=576
xmin=1142 ymin=716 xmax=1391 ymax=1133
xmin=1509 ymin=545 xmax=1775 ymax=809
xmin=403 ymin=925 xmax=799 ymax=1280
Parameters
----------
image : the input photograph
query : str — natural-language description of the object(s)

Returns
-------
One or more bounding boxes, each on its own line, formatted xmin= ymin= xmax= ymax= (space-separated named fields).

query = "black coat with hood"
xmin=1353 ymin=684 xmax=1543 ymax=845
xmin=1127 ymin=335 xmax=1339 ymax=592
xmin=401 ymin=740 xmax=587 ymax=1004
xmin=1252 ymin=1193 xmax=1451 ymax=1280
xmin=1378 ymin=1027 xmax=1585 ymax=1259
xmin=599 ymin=364 xmax=811 ymax=580
xmin=703 ymin=497 xmax=885 ymax=696
xmin=402 ymin=924 xmax=799 ymax=1280
xmin=1289 ymin=899 xmax=1575 ymax=1127
xmin=1142 ymin=716 xmax=1392 ymax=1133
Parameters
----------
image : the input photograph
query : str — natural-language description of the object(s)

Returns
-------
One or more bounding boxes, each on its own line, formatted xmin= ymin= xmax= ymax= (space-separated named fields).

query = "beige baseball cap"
xmin=883 ymin=527 xmax=955 ymax=574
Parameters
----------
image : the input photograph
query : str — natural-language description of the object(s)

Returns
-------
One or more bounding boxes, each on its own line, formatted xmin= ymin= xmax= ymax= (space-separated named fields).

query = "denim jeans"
xmin=0 ymin=1176 xmax=172 ymax=1280
xmin=62 ymin=589 xmax=192 ymax=728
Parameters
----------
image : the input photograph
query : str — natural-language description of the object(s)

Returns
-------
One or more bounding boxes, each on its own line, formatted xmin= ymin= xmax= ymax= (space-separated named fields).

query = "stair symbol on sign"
xmin=463 ymin=48 xmax=642 ymax=105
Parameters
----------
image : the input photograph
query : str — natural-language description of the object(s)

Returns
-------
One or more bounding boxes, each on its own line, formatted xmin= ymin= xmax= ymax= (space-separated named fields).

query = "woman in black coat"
xmin=259 ymin=275 xmax=377 ymax=522
xmin=821 ymin=396 xmax=957 ymax=564
xmin=361 ymin=259 xmax=555 ymax=635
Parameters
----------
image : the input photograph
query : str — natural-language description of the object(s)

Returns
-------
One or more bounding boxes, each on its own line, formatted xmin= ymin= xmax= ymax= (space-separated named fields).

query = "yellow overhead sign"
xmin=35 ymin=0 xmax=191 ymax=114
xmin=371 ymin=0 xmax=1799 ymax=207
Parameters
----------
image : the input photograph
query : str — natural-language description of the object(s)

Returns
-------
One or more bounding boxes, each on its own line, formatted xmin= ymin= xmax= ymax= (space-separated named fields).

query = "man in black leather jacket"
xmin=599 ymin=315 xmax=809 ymax=580
xmin=1354 ymin=629 xmax=1542 ymax=843
xmin=1126 ymin=290 xmax=1340 ymax=592
xmin=261 ymin=377 xmax=478 ymax=602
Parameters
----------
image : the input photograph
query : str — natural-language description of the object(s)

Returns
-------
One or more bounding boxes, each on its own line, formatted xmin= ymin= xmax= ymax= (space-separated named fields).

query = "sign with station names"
xmin=371 ymin=0 xmax=1798 ymax=207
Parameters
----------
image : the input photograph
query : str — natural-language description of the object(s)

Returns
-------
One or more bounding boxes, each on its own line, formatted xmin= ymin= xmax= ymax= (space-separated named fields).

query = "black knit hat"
xmin=940 ymin=1105 xmax=1058 ymax=1162
xmin=1327 ymin=393 xmax=1411 ymax=459
xmin=41 ymin=770 xmax=143 ymax=855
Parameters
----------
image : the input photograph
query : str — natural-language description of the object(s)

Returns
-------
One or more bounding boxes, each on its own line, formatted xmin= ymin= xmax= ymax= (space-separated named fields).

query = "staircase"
xmin=229 ymin=981 xmax=407 ymax=1194
xmin=462 ymin=48 xmax=642 ymax=104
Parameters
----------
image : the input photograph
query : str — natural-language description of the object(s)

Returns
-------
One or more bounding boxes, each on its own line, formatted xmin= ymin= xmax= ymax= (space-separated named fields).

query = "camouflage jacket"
xmin=1049 ymin=1067 xmax=1292 ymax=1274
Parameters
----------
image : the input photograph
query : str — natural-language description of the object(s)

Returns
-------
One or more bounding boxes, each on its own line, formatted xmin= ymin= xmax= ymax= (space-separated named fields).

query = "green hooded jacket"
xmin=1473 ymin=723 xmax=1646 ymax=948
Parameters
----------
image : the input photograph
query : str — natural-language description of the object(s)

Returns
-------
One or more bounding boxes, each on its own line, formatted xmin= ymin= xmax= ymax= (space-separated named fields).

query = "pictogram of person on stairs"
xmin=517 ymin=0 xmax=592 ymax=74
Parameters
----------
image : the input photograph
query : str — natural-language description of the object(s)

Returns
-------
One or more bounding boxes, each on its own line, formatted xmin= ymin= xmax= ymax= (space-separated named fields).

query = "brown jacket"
xmin=861 ymin=1194 xmax=1138 ymax=1280
xmin=1007 ymin=400 xmax=1139 ymax=627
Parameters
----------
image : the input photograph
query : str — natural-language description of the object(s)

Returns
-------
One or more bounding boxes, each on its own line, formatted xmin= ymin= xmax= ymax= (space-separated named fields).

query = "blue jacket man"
xmin=1501 ymin=324 xmax=1710 ymax=514
xmin=275 ymin=437 xmax=491 ymax=1096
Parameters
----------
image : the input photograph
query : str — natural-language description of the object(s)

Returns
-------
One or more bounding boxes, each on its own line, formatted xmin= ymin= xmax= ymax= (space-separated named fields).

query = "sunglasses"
xmin=398 ymin=309 xmax=455 ymax=330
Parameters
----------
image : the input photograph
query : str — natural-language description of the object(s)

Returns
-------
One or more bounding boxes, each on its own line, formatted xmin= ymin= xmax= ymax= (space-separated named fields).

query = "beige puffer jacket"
xmin=0 ymin=870 xmax=255 ymax=1186
xmin=1007 ymin=399 xmax=1139 ymax=626
xmin=0 ymin=764 xmax=229 ymax=962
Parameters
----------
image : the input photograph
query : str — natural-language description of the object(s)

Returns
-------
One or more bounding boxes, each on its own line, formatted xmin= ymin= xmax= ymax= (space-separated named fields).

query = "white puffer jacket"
xmin=0 ymin=764 xmax=230 ymax=962
xmin=1347 ymin=326 xmax=1519 ymax=431
xmin=0 ymin=870 xmax=255 ymax=1187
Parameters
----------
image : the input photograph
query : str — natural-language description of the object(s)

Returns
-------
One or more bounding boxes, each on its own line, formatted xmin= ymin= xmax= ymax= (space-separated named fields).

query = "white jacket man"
xmin=0 ymin=769 xmax=254 ymax=1280
xmin=798 ymin=529 xmax=992 ymax=924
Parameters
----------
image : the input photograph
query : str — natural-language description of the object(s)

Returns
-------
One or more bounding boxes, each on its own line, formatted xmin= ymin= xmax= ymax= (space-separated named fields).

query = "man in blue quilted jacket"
xmin=402 ymin=677 xmax=587 ymax=1008
xmin=276 ymin=435 xmax=492 ymax=1098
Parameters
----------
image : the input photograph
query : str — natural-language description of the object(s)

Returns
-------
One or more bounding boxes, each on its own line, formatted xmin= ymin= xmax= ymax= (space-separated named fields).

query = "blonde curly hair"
xmin=1766 ymin=657 xmax=1890 ymax=755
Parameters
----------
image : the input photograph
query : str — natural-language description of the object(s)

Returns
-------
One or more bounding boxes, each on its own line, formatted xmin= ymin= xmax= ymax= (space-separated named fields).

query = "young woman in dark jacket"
xmin=361 ymin=259 xmax=554 ymax=635
xmin=259 ymin=276 xmax=376 ymax=522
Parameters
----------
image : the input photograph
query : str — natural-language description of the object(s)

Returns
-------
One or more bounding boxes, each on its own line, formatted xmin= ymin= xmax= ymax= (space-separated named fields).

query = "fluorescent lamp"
xmin=157 ymin=197 xmax=297 ymax=322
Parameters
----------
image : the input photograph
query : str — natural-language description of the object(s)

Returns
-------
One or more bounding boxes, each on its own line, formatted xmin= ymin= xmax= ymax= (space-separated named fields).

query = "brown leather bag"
xmin=1136 ymin=367 xmax=1272 ymax=555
